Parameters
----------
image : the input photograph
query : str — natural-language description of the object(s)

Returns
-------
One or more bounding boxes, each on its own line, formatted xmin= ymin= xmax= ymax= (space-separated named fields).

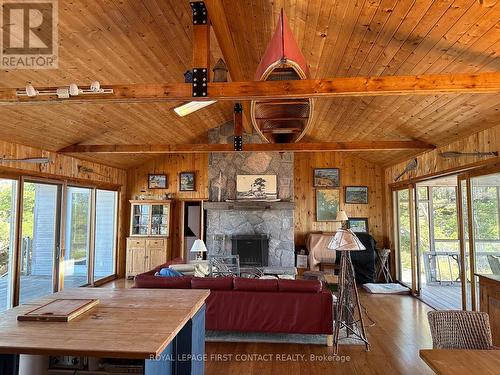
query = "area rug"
xmin=205 ymin=329 xmax=363 ymax=346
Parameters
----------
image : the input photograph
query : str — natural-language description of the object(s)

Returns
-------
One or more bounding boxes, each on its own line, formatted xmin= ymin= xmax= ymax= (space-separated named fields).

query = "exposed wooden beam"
xmin=192 ymin=10 xmax=210 ymax=78
xmin=204 ymin=0 xmax=253 ymax=133
xmin=2 ymin=72 xmax=499 ymax=105
xmin=59 ymin=140 xmax=434 ymax=154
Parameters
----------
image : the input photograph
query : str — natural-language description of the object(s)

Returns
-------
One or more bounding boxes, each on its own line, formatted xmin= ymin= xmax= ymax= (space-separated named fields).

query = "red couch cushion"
xmin=205 ymin=290 xmax=333 ymax=334
xmin=191 ymin=277 xmax=234 ymax=290
xmin=233 ymin=277 xmax=278 ymax=292
xmin=278 ymin=279 xmax=322 ymax=293
xmin=133 ymin=275 xmax=192 ymax=289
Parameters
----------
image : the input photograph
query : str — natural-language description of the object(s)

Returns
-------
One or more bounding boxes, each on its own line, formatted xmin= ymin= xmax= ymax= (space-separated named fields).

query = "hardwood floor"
xmin=204 ymin=291 xmax=434 ymax=374
xmin=104 ymin=279 xmax=435 ymax=374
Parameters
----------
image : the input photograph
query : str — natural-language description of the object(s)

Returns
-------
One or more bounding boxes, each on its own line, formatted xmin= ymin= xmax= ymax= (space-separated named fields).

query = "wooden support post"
xmin=204 ymin=0 xmax=253 ymax=133
xmin=234 ymin=102 xmax=243 ymax=151
xmin=191 ymin=1 xmax=211 ymax=81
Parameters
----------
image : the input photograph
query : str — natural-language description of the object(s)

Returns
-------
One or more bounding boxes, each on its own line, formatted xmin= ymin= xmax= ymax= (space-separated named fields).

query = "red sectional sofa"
xmin=134 ymin=260 xmax=333 ymax=336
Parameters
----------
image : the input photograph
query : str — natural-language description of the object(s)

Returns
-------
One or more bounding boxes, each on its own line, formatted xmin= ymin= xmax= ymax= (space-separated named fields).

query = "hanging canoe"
xmin=250 ymin=9 xmax=313 ymax=143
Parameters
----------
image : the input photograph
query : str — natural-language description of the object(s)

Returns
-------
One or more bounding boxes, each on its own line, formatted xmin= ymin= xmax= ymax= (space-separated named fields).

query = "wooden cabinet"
xmin=130 ymin=200 xmax=171 ymax=237
xmin=127 ymin=201 xmax=172 ymax=278
xmin=478 ymin=274 xmax=500 ymax=346
xmin=126 ymin=237 xmax=169 ymax=278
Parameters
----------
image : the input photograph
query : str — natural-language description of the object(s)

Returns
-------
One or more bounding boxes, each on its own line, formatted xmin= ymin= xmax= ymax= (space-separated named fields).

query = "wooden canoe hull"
xmin=251 ymin=10 xmax=313 ymax=143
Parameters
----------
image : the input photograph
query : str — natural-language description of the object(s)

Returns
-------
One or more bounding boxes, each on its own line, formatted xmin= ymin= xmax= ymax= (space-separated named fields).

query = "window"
xmin=94 ymin=190 xmax=118 ymax=281
xmin=432 ymin=187 xmax=459 ymax=253
xmin=0 ymin=179 xmax=17 ymax=311
xmin=64 ymin=187 xmax=92 ymax=287
xmin=19 ymin=181 xmax=61 ymax=304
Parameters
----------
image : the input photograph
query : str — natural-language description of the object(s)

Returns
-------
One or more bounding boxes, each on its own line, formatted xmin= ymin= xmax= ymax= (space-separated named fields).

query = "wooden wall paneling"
xmin=294 ymin=152 xmax=385 ymax=248
xmin=126 ymin=154 xmax=209 ymax=258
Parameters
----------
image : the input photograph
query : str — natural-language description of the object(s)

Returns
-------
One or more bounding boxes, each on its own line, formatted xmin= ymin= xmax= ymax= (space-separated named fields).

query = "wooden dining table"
xmin=420 ymin=349 xmax=500 ymax=374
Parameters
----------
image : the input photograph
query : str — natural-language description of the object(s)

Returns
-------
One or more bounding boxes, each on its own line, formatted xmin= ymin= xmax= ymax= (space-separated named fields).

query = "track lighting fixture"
xmin=25 ymin=84 xmax=38 ymax=97
xmin=16 ymin=81 xmax=113 ymax=99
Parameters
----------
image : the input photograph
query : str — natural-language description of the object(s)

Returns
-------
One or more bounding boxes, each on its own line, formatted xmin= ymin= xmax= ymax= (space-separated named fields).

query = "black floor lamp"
xmin=328 ymin=212 xmax=370 ymax=354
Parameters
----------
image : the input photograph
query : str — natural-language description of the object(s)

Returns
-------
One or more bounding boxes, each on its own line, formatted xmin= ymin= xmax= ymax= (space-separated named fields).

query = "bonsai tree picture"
xmin=251 ymin=177 xmax=267 ymax=198
xmin=236 ymin=175 xmax=278 ymax=200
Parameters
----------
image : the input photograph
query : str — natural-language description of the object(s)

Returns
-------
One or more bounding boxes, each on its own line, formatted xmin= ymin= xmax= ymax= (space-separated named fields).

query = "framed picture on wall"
xmin=236 ymin=175 xmax=278 ymax=200
xmin=179 ymin=172 xmax=196 ymax=191
xmin=315 ymin=189 xmax=340 ymax=222
xmin=148 ymin=174 xmax=168 ymax=189
xmin=349 ymin=218 xmax=369 ymax=233
xmin=313 ymin=168 xmax=340 ymax=188
xmin=345 ymin=186 xmax=369 ymax=204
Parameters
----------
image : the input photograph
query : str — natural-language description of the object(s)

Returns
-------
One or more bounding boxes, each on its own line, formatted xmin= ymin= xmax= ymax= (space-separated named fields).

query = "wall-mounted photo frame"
xmin=236 ymin=175 xmax=278 ymax=200
xmin=313 ymin=168 xmax=340 ymax=188
xmin=148 ymin=174 xmax=168 ymax=189
xmin=349 ymin=218 xmax=369 ymax=233
xmin=179 ymin=172 xmax=196 ymax=191
xmin=345 ymin=186 xmax=368 ymax=204
xmin=315 ymin=189 xmax=340 ymax=222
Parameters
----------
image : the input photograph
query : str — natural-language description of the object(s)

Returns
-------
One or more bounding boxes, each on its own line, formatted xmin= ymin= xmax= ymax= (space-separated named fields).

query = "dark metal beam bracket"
xmin=190 ymin=2 xmax=208 ymax=25
xmin=192 ymin=68 xmax=208 ymax=97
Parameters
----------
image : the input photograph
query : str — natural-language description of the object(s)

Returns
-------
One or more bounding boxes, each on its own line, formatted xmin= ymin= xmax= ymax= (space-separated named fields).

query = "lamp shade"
xmin=336 ymin=210 xmax=348 ymax=222
xmin=328 ymin=229 xmax=366 ymax=251
xmin=190 ymin=239 xmax=207 ymax=253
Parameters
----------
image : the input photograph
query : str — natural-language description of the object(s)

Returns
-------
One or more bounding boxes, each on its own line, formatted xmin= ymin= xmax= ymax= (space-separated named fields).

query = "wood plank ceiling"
xmin=0 ymin=0 xmax=499 ymax=167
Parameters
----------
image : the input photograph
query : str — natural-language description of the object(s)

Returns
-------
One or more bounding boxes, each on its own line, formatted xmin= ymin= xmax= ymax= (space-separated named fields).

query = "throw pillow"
xmin=194 ymin=263 xmax=210 ymax=277
xmin=158 ymin=267 xmax=183 ymax=277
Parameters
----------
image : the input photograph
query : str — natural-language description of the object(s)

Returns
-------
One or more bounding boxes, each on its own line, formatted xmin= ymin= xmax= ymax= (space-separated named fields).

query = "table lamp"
xmin=328 ymin=224 xmax=370 ymax=354
xmin=190 ymin=239 xmax=207 ymax=261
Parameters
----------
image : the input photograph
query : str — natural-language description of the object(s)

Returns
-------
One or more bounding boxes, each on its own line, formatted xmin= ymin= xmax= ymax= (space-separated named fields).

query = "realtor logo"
xmin=1 ymin=0 xmax=58 ymax=69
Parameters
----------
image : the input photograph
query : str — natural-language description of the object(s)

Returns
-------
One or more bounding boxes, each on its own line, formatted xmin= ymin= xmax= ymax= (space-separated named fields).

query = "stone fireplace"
xmin=205 ymin=122 xmax=295 ymax=267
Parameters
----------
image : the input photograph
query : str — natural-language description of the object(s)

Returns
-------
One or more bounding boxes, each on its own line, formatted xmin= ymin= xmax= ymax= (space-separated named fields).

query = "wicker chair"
xmin=427 ymin=310 xmax=494 ymax=350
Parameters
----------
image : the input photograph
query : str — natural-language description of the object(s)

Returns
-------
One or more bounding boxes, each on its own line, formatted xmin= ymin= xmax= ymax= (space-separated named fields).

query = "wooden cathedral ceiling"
xmin=0 ymin=0 xmax=499 ymax=167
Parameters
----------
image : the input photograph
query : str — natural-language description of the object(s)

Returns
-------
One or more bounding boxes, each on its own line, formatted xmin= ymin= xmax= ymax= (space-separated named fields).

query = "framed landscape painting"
xmin=313 ymin=168 xmax=340 ymax=188
xmin=179 ymin=172 xmax=196 ymax=191
xmin=148 ymin=174 xmax=167 ymax=189
xmin=316 ymin=189 xmax=340 ymax=222
xmin=236 ymin=175 xmax=278 ymax=200
xmin=349 ymin=218 xmax=369 ymax=233
xmin=345 ymin=186 xmax=368 ymax=204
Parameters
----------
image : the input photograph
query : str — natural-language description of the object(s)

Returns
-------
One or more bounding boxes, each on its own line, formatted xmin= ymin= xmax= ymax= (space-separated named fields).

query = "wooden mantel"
xmin=204 ymin=201 xmax=296 ymax=211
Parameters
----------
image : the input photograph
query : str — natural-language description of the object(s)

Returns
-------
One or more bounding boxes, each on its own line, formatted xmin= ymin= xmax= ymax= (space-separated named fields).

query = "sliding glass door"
xmin=94 ymin=189 xmax=118 ymax=281
xmin=468 ymin=173 xmax=500 ymax=310
xmin=19 ymin=181 xmax=62 ymax=304
xmin=0 ymin=179 xmax=17 ymax=311
xmin=64 ymin=186 xmax=92 ymax=287
xmin=395 ymin=187 xmax=415 ymax=289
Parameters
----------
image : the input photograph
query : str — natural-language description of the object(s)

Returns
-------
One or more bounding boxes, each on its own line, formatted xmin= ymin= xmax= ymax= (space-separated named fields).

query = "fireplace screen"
xmin=231 ymin=235 xmax=269 ymax=267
